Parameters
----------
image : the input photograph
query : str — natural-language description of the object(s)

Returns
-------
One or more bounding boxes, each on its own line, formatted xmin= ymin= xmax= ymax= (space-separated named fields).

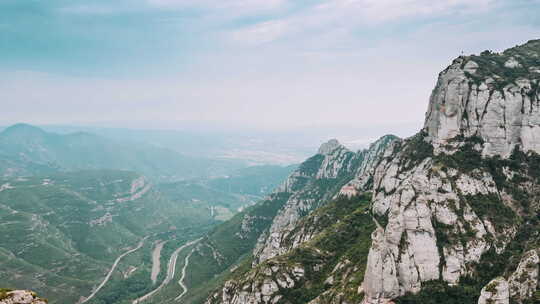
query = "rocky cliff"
xmin=425 ymin=39 xmax=540 ymax=157
xmin=362 ymin=39 xmax=540 ymax=304
xmin=203 ymin=40 xmax=540 ymax=304
xmin=252 ymin=139 xmax=359 ymax=265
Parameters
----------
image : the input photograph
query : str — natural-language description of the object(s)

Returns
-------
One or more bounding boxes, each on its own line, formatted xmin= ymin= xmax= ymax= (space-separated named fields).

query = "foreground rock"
xmin=0 ymin=290 xmax=47 ymax=304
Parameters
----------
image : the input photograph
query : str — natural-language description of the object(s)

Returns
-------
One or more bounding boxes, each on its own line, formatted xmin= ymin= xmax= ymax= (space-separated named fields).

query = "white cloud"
xmin=147 ymin=0 xmax=288 ymax=12
xmin=226 ymin=0 xmax=497 ymax=45
xmin=3 ymin=0 xmax=537 ymax=135
xmin=58 ymin=3 xmax=127 ymax=15
xmin=229 ymin=20 xmax=291 ymax=44
xmin=313 ymin=0 xmax=495 ymax=23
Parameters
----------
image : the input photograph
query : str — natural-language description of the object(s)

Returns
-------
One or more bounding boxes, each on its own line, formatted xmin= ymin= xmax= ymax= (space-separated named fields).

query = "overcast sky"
xmin=1 ymin=0 xmax=539 ymax=134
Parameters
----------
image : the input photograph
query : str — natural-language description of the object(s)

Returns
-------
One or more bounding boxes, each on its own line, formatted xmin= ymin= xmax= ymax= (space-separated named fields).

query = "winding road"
xmin=174 ymin=247 xmax=197 ymax=301
xmin=81 ymin=237 xmax=147 ymax=304
xmin=132 ymin=238 xmax=202 ymax=304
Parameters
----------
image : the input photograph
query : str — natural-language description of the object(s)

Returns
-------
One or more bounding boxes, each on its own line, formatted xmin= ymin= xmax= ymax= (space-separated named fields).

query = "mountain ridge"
xmin=200 ymin=39 xmax=540 ymax=304
xmin=0 ymin=123 xmax=243 ymax=181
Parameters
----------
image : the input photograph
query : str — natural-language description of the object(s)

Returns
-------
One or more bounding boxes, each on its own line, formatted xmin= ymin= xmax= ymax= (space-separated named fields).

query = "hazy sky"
xmin=2 ymin=0 xmax=539 ymax=133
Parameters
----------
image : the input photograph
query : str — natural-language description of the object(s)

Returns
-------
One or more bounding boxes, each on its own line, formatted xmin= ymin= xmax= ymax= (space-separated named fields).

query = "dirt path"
xmin=81 ymin=237 xmax=147 ymax=303
xmin=150 ymin=241 xmax=167 ymax=284
xmin=132 ymin=238 xmax=201 ymax=304
xmin=174 ymin=247 xmax=196 ymax=301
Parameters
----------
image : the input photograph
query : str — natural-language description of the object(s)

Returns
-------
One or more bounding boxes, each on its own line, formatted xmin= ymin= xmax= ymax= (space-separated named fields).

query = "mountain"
xmin=200 ymin=40 xmax=540 ymax=304
xmin=35 ymin=125 xmax=316 ymax=165
xmin=159 ymin=135 xmax=396 ymax=304
xmin=0 ymin=124 xmax=243 ymax=182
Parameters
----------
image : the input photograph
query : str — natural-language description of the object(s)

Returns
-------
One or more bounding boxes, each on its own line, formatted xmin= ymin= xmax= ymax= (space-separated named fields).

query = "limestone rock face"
xmin=338 ymin=135 xmax=399 ymax=198
xmin=254 ymin=137 xmax=397 ymax=265
xmin=0 ymin=290 xmax=47 ymax=304
xmin=205 ymin=136 xmax=395 ymax=304
xmin=475 ymin=249 xmax=539 ymax=304
xmin=205 ymin=262 xmax=306 ymax=304
xmin=508 ymin=249 xmax=539 ymax=303
xmin=360 ymin=40 xmax=540 ymax=304
xmin=360 ymin=134 xmax=513 ymax=303
xmin=203 ymin=40 xmax=540 ymax=304
xmin=478 ymin=277 xmax=510 ymax=304
xmin=318 ymin=139 xmax=342 ymax=155
xmin=424 ymin=40 xmax=540 ymax=158
xmin=253 ymin=139 xmax=358 ymax=265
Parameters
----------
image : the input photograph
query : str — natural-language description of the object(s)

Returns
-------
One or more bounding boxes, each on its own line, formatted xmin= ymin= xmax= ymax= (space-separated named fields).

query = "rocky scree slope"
xmin=204 ymin=40 xmax=540 ymax=304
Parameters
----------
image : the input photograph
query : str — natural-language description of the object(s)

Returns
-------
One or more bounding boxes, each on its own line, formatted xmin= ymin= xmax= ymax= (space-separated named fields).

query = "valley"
xmin=132 ymin=238 xmax=202 ymax=304
xmin=0 ymin=125 xmax=296 ymax=304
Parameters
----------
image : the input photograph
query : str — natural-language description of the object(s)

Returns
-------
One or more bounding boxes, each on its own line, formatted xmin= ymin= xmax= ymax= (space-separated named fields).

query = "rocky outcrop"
xmin=0 ymin=290 xmax=47 ymax=304
xmin=206 ymin=262 xmax=306 ymax=304
xmin=254 ymin=137 xmax=396 ymax=265
xmin=360 ymin=133 xmax=521 ymax=303
xmin=478 ymin=277 xmax=510 ymax=304
xmin=338 ymin=135 xmax=399 ymax=198
xmin=425 ymin=39 xmax=540 ymax=158
xmin=508 ymin=249 xmax=539 ymax=303
xmin=476 ymin=249 xmax=539 ymax=304
xmin=115 ymin=176 xmax=151 ymax=203
xmin=205 ymin=193 xmax=376 ymax=304
xmin=361 ymin=40 xmax=540 ymax=304
xmin=253 ymin=140 xmax=358 ymax=264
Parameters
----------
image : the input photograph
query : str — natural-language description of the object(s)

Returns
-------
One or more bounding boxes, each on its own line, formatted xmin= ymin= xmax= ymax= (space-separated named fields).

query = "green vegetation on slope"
xmin=464 ymin=39 xmax=540 ymax=90
xmin=176 ymin=192 xmax=292 ymax=304
xmin=396 ymin=136 xmax=540 ymax=304
xmin=207 ymin=164 xmax=297 ymax=197
xmin=204 ymin=193 xmax=376 ymax=304
xmin=0 ymin=170 xmax=218 ymax=304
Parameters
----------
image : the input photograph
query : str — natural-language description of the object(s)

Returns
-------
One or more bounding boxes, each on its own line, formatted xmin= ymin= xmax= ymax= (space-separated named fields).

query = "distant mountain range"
xmin=0 ymin=123 xmax=243 ymax=182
